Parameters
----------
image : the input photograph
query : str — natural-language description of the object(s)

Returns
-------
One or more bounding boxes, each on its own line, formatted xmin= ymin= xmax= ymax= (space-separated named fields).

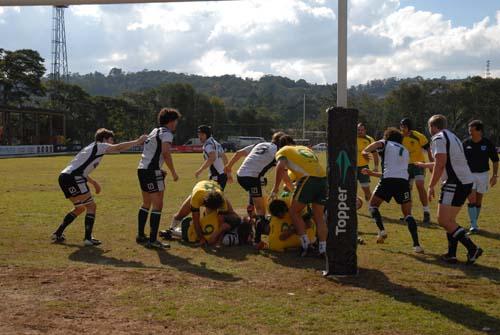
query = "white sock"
xmin=423 ymin=206 xmax=430 ymax=213
xmin=318 ymin=241 xmax=327 ymax=254
xmin=170 ymin=218 xmax=181 ymax=230
xmin=300 ymin=234 xmax=310 ymax=250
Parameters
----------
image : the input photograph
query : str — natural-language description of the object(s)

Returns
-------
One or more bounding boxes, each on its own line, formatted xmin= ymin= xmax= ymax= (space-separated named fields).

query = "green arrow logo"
xmin=336 ymin=150 xmax=351 ymax=184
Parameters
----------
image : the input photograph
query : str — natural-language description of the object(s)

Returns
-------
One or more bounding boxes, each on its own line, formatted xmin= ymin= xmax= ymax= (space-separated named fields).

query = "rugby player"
xmin=136 ymin=108 xmax=180 ymax=249
xmin=163 ymin=180 xmax=239 ymax=246
xmin=361 ymin=127 xmax=423 ymax=253
xmin=224 ymin=131 xmax=285 ymax=244
xmin=400 ymin=118 xmax=433 ymax=225
xmin=357 ymin=123 xmax=379 ymax=201
xmin=417 ymin=115 xmax=483 ymax=264
xmin=270 ymin=135 xmax=328 ymax=257
xmin=463 ymin=120 xmax=499 ymax=234
xmin=52 ymin=128 xmax=147 ymax=246
xmin=195 ymin=125 xmax=230 ymax=190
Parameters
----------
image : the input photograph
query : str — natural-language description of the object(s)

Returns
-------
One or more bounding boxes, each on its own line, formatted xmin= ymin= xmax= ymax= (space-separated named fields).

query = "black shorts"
xmin=237 ymin=175 xmax=263 ymax=198
xmin=210 ymin=173 xmax=228 ymax=190
xmin=373 ymin=178 xmax=411 ymax=204
xmin=58 ymin=173 xmax=89 ymax=199
xmin=439 ymin=182 xmax=473 ymax=207
xmin=138 ymin=169 xmax=165 ymax=193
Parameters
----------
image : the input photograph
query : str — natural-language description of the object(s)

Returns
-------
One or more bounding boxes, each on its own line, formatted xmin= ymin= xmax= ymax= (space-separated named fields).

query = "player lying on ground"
xmin=171 ymin=212 xmax=253 ymax=247
xmin=224 ymin=131 xmax=286 ymax=245
xmin=414 ymin=114 xmax=483 ymax=264
xmin=53 ymin=128 xmax=147 ymax=246
xmin=136 ymin=108 xmax=180 ymax=249
xmin=270 ymin=135 xmax=328 ymax=257
xmin=361 ymin=127 xmax=424 ymax=253
xmin=161 ymin=180 xmax=238 ymax=246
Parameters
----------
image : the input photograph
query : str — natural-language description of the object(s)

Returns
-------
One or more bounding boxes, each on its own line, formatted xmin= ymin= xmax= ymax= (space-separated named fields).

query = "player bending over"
xmin=53 ymin=128 xmax=147 ymax=246
xmin=270 ymin=135 xmax=328 ymax=257
xmin=224 ymin=131 xmax=286 ymax=245
xmin=136 ymin=108 xmax=180 ymax=249
xmin=361 ymin=127 xmax=423 ymax=253
xmin=163 ymin=180 xmax=238 ymax=246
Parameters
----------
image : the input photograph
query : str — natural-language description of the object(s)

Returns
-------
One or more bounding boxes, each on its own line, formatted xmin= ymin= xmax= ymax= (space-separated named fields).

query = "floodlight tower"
xmin=51 ymin=5 xmax=69 ymax=81
xmin=485 ymin=60 xmax=491 ymax=78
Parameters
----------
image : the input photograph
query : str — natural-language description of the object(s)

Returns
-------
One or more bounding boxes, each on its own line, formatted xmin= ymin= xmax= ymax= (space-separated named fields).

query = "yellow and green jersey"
xmin=402 ymin=130 xmax=429 ymax=163
xmin=275 ymin=145 xmax=326 ymax=179
xmin=357 ymin=135 xmax=375 ymax=167
xmin=190 ymin=180 xmax=227 ymax=211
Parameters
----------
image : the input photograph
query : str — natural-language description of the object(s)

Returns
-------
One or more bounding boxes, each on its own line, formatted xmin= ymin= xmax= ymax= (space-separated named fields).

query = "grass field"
xmin=0 ymin=153 xmax=499 ymax=335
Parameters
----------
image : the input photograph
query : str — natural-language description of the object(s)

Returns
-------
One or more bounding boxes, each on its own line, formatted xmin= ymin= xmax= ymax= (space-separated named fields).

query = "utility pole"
xmin=51 ymin=5 xmax=69 ymax=81
xmin=302 ymin=93 xmax=306 ymax=139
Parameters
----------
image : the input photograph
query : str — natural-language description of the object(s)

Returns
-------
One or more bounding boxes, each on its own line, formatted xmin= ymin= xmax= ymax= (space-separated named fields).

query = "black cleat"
xmin=146 ymin=240 xmax=170 ymax=249
xmin=136 ymin=235 xmax=149 ymax=244
xmin=423 ymin=212 xmax=431 ymax=226
xmin=467 ymin=227 xmax=479 ymax=235
xmin=84 ymin=238 xmax=101 ymax=246
xmin=441 ymin=253 xmax=458 ymax=264
xmin=51 ymin=233 xmax=66 ymax=243
xmin=159 ymin=229 xmax=174 ymax=240
xmin=466 ymin=247 xmax=483 ymax=265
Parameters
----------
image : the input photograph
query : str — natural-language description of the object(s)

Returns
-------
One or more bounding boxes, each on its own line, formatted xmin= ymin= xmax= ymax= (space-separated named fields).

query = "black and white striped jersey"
xmin=431 ymin=129 xmax=473 ymax=185
xmin=203 ymin=136 xmax=225 ymax=177
xmin=377 ymin=140 xmax=409 ymax=180
xmin=237 ymin=142 xmax=277 ymax=178
xmin=61 ymin=142 xmax=111 ymax=177
xmin=138 ymin=127 xmax=174 ymax=170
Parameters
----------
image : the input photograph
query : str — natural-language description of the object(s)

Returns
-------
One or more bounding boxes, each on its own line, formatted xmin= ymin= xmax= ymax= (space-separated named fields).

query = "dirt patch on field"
xmin=0 ymin=265 xmax=226 ymax=335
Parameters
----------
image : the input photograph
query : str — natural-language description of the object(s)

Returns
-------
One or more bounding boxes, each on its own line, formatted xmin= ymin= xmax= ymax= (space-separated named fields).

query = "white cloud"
xmin=2 ymin=1 xmax=500 ymax=84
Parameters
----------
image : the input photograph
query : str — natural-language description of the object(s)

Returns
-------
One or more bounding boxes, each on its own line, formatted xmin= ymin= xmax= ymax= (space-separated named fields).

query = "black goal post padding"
xmin=324 ymin=106 xmax=359 ymax=276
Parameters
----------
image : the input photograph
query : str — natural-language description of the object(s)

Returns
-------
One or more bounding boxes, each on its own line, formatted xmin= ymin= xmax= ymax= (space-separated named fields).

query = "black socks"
xmin=55 ymin=212 xmax=77 ymax=236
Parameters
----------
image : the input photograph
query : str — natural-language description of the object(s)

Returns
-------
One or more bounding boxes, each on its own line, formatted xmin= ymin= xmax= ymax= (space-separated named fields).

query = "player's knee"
xmin=73 ymin=206 xmax=86 ymax=215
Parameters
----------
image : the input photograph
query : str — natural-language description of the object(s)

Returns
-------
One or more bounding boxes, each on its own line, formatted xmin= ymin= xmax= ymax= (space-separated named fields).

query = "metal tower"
xmin=51 ymin=5 xmax=69 ymax=81
xmin=485 ymin=60 xmax=491 ymax=78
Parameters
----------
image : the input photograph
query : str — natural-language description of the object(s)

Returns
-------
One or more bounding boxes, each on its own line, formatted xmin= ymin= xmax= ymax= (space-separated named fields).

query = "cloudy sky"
xmin=1 ymin=0 xmax=499 ymax=84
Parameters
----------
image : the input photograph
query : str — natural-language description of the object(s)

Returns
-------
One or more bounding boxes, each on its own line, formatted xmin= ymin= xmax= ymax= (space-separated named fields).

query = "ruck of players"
xmin=52 ymin=107 xmax=498 ymax=266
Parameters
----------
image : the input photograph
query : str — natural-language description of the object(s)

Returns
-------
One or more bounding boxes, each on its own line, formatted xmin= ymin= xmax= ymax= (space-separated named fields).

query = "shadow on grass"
xmin=475 ymin=229 xmax=500 ymax=241
xmin=333 ymin=267 xmax=500 ymax=333
xmin=154 ymin=247 xmax=241 ymax=282
xmin=404 ymin=252 xmax=500 ymax=284
xmin=359 ymin=213 xmax=441 ymax=230
xmin=67 ymin=244 xmax=155 ymax=269
xmin=201 ymin=244 xmax=255 ymax=261
xmin=264 ymin=249 xmax=326 ymax=271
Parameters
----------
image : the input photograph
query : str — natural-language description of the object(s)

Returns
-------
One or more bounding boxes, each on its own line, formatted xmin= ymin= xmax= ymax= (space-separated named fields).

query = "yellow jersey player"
xmin=162 ymin=180 xmax=239 ymax=246
xmin=270 ymin=135 xmax=328 ymax=257
xmin=400 ymin=118 xmax=434 ymax=225
xmin=357 ymin=122 xmax=379 ymax=201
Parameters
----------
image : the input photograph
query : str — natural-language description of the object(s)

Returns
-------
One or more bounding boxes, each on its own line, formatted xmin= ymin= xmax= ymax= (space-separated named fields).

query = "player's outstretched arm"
xmin=271 ymin=159 xmax=287 ymax=197
xmin=224 ymin=149 xmax=248 ymax=175
xmin=162 ymin=142 xmax=178 ymax=181
xmin=362 ymin=141 xmax=383 ymax=161
xmin=361 ymin=168 xmax=382 ymax=178
xmin=414 ymin=161 xmax=434 ymax=170
xmin=105 ymin=135 xmax=148 ymax=153
xmin=372 ymin=151 xmax=380 ymax=171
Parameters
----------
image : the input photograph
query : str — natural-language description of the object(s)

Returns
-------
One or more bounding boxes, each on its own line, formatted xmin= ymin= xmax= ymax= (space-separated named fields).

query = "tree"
xmin=0 ymin=48 xmax=46 ymax=106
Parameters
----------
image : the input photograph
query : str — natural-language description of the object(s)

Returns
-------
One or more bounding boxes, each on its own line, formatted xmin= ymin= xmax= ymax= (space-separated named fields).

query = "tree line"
xmin=1 ymin=48 xmax=499 ymax=145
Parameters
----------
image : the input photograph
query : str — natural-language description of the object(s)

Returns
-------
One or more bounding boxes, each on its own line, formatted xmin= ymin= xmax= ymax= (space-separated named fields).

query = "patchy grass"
xmin=0 ymin=153 xmax=499 ymax=335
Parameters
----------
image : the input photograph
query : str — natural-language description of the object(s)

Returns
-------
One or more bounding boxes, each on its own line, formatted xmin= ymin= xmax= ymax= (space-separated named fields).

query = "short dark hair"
xmin=197 ymin=125 xmax=212 ymax=137
xmin=203 ymin=191 xmax=224 ymax=210
xmin=278 ymin=135 xmax=295 ymax=148
xmin=428 ymin=114 xmax=447 ymax=130
xmin=271 ymin=131 xmax=286 ymax=145
xmin=400 ymin=118 xmax=412 ymax=130
xmin=269 ymin=199 xmax=288 ymax=218
xmin=95 ymin=128 xmax=114 ymax=142
xmin=468 ymin=120 xmax=483 ymax=132
xmin=158 ymin=108 xmax=181 ymax=126
xmin=357 ymin=122 xmax=366 ymax=129
xmin=383 ymin=127 xmax=403 ymax=144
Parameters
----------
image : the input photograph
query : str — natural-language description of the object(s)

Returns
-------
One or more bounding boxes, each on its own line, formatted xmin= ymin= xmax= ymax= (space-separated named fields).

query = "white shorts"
xmin=472 ymin=172 xmax=489 ymax=194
